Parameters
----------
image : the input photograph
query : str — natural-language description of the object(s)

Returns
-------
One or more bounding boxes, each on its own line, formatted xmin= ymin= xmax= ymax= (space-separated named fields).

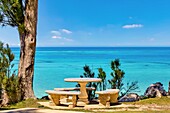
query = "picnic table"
xmin=64 ymin=78 xmax=101 ymax=106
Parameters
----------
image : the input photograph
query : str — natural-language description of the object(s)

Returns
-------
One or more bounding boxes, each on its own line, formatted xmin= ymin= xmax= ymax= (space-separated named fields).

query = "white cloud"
xmin=52 ymin=36 xmax=62 ymax=39
xmin=51 ymin=30 xmax=61 ymax=35
xmin=122 ymin=24 xmax=143 ymax=29
xmin=61 ymin=29 xmax=72 ymax=34
xmin=50 ymin=29 xmax=73 ymax=41
xmin=63 ymin=38 xmax=74 ymax=42
xmin=51 ymin=29 xmax=72 ymax=35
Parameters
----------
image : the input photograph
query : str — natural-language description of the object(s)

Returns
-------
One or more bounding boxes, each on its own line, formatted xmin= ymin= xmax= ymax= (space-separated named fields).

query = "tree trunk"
xmin=18 ymin=0 xmax=38 ymax=100
xmin=0 ymin=86 xmax=9 ymax=106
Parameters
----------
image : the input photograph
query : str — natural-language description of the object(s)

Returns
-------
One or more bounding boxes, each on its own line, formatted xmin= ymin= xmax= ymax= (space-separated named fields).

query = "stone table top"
xmin=64 ymin=78 xmax=102 ymax=83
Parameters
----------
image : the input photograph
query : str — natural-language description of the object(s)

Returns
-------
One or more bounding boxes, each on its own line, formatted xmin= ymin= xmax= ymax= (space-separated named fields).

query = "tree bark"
xmin=18 ymin=0 xmax=38 ymax=100
xmin=0 ymin=86 xmax=9 ymax=106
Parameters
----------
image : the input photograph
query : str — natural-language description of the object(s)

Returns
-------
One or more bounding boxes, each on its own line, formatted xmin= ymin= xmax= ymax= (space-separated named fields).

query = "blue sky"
xmin=0 ymin=0 xmax=170 ymax=47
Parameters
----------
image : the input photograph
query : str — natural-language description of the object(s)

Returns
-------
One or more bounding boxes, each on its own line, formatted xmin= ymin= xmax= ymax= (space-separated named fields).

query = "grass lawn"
xmin=124 ymin=96 xmax=170 ymax=106
xmin=96 ymin=111 xmax=170 ymax=113
xmin=0 ymin=99 xmax=47 ymax=110
xmin=0 ymin=96 xmax=170 ymax=113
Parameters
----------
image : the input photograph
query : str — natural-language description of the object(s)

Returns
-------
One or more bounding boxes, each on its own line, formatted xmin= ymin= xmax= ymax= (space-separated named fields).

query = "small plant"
xmin=0 ymin=41 xmax=20 ymax=106
xmin=108 ymin=59 xmax=125 ymax=90
xmin=121 ymin=81 xmax=139 ymax=98
xmin=79 ymin=59 xmax=139 ymax=99
xmin=78 ymin=65 xmax=97 ymax=100
xmin=97 ymin=68 xmax=107 ymax=91
xmin=108 ymin=59 xmax=139 ymax=97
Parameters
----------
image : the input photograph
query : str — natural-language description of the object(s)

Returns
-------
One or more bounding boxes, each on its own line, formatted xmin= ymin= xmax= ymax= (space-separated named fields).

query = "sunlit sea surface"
xmin=11 ymin=47 xmax=170 ymax=98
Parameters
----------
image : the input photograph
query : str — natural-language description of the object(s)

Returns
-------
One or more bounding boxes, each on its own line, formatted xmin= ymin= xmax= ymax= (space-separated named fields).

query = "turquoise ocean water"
xmin=11 ymin=47 xmax=170 ymax=98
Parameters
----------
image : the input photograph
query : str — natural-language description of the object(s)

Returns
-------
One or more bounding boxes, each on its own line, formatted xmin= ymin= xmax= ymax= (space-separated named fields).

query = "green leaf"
xmin=0 ymin=0 xmax=25 ymax=29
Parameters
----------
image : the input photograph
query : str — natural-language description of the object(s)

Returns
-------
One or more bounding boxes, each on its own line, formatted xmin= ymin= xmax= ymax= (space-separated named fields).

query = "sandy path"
xmin=0 ymin=108 xmax=85 ymax=113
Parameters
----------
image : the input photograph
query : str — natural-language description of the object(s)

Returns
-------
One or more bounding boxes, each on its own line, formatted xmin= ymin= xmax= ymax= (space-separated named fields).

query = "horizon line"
xmin=10 ymin=46 xmax=170 ymax=48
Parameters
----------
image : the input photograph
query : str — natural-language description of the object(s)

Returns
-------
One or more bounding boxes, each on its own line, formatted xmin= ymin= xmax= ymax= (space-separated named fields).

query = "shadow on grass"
xmin=110 ymin=102 xmax=122 ymax=106
xmin=0 ymin=108 xmax=38 ymax=113
xmin=0 ymin=108 xmax=15 ymax=110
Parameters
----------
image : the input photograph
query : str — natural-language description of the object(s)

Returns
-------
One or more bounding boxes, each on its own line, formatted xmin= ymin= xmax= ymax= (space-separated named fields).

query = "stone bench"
xmin=96 ymin=89 xmax=119 ymax=107
xmin=106 ymin=89 xmax=119 ymax=103
xmin=54 ymin=87 xmax=95 ymax=101
xmin=45 ymin=90 xmax=80 ymax=108
xmin=54 ymin=87 xmax=96 ymax=105
xmin=95 ymin=91 xmax=111 ymax=107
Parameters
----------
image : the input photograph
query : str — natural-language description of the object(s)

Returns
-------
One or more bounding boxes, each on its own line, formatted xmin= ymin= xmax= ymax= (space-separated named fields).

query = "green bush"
xmin=0 ymin=41 xmax=20 ymax=105
xmin=97 ymin=68 xmax=106 ymax=91
xmin=80 ymin=59 xmax=139 ymax=99
xmin=108 ymin=59 xmax=139 ymax=97
xmin=78 ymin=65 xmax=97 ymax=100
xmin=108 ymin=59 xmax=125 ymax=90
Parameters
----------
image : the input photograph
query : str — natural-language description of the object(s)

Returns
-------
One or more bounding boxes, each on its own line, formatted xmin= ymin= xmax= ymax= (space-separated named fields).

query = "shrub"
xmin=108 ymin=59 xmax=125 ymax=90
xmin=78 ymin=65 xmax=97 ymax=100
xmin=79 ymin=59 xmax=139 ymax=99
xmin=0 ymin=41 xmax=20 ymax=106
xmin=97 ymin=68 xmax=107 ymax=91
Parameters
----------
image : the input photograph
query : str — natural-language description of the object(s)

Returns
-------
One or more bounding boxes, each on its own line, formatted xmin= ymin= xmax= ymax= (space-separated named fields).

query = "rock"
xmin=119 ymin=93 xmax=139 ymax=102
xmin=144 ymin=82 xmax=167 ymax=98
xmin=155 ymin=89 xmax=162 ymax=97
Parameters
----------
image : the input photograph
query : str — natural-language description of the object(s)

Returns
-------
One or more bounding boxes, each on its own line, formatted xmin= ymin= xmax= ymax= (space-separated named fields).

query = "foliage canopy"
xmin=0 ymin=0 xmax=25 ymax=32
